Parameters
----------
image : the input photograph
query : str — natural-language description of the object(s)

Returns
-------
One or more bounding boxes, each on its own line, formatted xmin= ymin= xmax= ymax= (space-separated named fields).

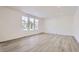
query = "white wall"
xmin=0 ymin=7 xmax=44 ymax=42
xmin=44 ymin=16 xmax=73 ymax=36
xmin=74 ymin=7 xmax=79 ymax=42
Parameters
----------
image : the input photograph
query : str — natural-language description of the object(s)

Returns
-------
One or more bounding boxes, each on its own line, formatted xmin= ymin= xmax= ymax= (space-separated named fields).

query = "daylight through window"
xmin=22 ymin=16 xmax=39 ymax=31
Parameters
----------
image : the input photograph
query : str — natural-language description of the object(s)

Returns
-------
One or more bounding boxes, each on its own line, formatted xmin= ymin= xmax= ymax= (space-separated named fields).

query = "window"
xmin=29 ymin=17 xmax=34 ymax=31
xmin=22 ymin=16 xmax=39 ymax=31
xmin=35 ymin=19 xmax=39 ymax=30
xmin=22 ymin=16 xmax=28 ymax=31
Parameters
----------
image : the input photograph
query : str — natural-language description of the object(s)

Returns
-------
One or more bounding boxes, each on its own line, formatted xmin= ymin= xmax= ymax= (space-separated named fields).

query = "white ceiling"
xmin=8 ymin=6 xmax=78 ymax=19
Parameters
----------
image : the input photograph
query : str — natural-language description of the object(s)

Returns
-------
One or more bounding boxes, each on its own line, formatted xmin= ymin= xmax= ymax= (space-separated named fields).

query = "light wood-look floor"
xmin=0 ymin=33 xmax=79 ymax=52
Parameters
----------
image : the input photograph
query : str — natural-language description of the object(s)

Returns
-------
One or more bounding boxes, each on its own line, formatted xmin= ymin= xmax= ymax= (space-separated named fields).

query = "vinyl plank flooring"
xmin=0 ymin=33 xmax=79 ymax=52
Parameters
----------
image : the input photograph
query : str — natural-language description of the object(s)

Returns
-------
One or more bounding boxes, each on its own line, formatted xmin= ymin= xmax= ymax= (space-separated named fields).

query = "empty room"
xmin=0 ymin=6 xmax=79 ymax=52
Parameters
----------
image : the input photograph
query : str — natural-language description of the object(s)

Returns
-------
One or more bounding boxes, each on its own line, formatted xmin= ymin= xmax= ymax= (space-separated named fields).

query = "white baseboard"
xmin=0 ymin=32 xmax=43 ymax=42
xmin=44 ymin=32 xmax=73 ymax=36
